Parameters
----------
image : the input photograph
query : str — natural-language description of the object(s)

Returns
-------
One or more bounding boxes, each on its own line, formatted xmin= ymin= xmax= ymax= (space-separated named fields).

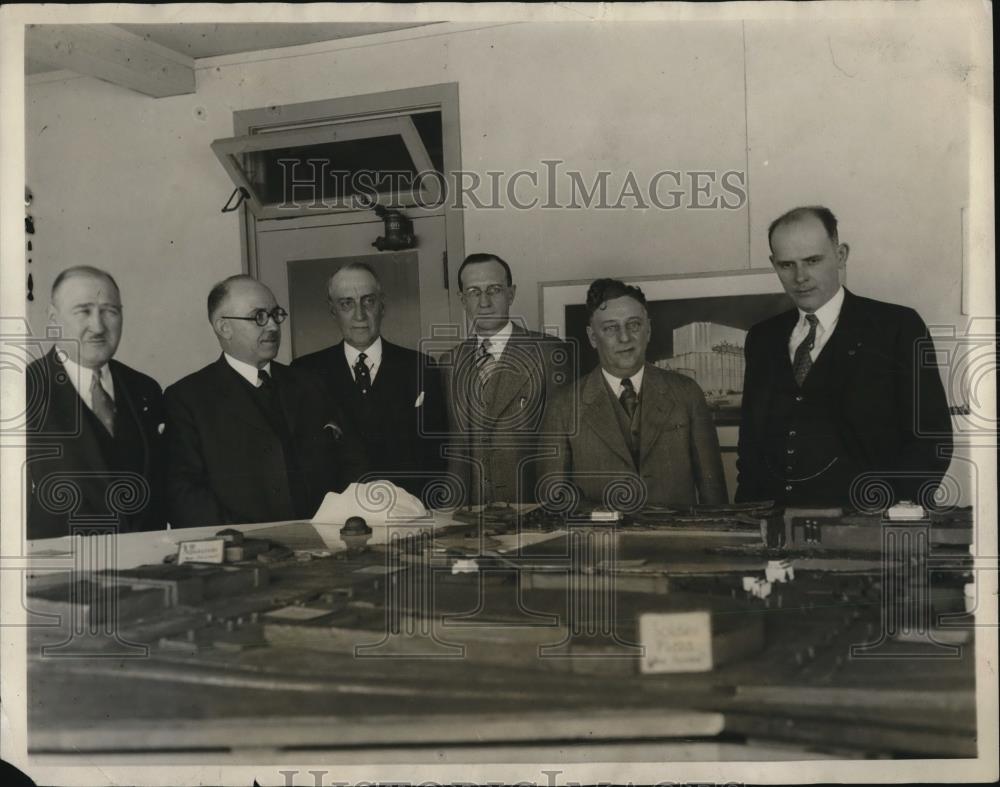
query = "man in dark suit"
xmin=26 ymin=266 xmax=165 ymax=539
xmin=440 ymin=253 xmax=574 ymax=506
xmin=736 ymin=206 xmax=953 ymax=508
xmin=164 ymin=275 xmax=361 ymax=527
xmin=292 ymin=263 xmax=446 ymax=502
xmin=540 ymin=278 xmax=728 ymax=509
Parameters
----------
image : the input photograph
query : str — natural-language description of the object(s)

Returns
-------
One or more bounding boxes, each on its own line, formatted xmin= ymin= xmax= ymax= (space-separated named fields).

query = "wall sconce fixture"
xmin=372 ymin=205 xmax=416 ymax=251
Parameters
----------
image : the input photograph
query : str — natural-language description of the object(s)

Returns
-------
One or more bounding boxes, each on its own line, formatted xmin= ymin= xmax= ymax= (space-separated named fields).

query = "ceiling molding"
xmin=193 ymin=22 xmax=514 ymax=71
xmin=25 ymin=24 xmax=196 ymax=98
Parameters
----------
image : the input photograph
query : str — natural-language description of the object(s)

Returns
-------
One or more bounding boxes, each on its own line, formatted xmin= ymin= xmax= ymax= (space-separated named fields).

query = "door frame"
xmin=232 ymin=83 xmax=465 ymax=291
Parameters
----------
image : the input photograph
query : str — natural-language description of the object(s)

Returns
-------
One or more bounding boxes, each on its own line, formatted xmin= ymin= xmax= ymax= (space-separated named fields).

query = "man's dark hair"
xmin=51 ymin=266 xmax=121 ymax=302
xmin=586 ymin=278 xmax=647 ymax=321
xmin=767 ymin=206 xmax=840 ymax=248
xmin=457 ymin=253 xmax=513 ymax=290
xmin=207 ymin=274 xmax=257 ymax=322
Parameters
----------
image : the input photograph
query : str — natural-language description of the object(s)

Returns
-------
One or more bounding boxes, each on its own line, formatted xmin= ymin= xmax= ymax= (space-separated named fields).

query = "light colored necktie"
xmin=90 ymin=369 xmax=115 ymax=436
xmin=476 ymin=338 xmax=497 ymax=386
xmin=792 ymin=313 xmax=820 ymax=387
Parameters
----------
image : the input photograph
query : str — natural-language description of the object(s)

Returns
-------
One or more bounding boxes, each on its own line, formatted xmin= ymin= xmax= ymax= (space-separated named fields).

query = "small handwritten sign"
xmin=639 ymin=611 xmax=713 ymax=673
xmin=176 ymin=538 xmax=226 ymax=565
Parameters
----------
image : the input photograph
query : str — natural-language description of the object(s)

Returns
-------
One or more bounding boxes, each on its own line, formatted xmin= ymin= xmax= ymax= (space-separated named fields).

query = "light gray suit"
xmin=538 ymin=363 xmax=727 ymax=508
xmin=440 ymin=324 xmax=574 ymax=505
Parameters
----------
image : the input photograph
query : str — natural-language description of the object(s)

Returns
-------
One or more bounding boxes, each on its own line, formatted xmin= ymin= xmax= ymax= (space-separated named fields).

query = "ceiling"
xmin=25 ymin=22 xmax=437 ymax=75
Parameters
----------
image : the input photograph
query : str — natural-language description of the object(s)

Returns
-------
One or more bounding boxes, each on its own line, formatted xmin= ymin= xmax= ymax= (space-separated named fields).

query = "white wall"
xmin=23 ymin=16 xmax=986 ymax=505
xmin=26 ymin=18 xmax=978 ymax=387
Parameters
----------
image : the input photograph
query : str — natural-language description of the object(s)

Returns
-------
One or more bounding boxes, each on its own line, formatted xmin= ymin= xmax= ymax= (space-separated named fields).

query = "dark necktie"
xmin=619 ymin=377 xmax=638 ymax=420
xmin=257 ymin=368 xmax=308 ymax=516
xmin=792 ymin=314 xmax=820 ymax=387
xmin=619 ymin=377 xmax=640 ymax=469
xmin=256 ymin=369 xmax=287 ymax=434
xmin=90 ymin=369 xmax=115 ymax=436
xmin=354 ymin=352 xmax=372 ymax=395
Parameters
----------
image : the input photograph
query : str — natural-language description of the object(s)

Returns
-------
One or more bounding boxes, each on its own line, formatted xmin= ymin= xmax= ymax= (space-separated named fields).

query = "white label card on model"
xmin=638 ymin=610 xmax=713 ymax=673
xmin=176 ymin=538 xmax=226 ymax=565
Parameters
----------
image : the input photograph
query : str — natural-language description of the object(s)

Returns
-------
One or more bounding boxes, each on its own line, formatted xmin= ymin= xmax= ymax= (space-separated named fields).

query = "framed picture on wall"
xmin=539 ymin=269 xmax=799 ymax=434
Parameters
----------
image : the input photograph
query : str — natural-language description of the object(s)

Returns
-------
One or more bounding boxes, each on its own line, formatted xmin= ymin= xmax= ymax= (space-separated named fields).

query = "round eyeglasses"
xmin=221 ymin=307 xmax=288 ymax=327
xmin=461 ymin=284 xmax=508 ymax=302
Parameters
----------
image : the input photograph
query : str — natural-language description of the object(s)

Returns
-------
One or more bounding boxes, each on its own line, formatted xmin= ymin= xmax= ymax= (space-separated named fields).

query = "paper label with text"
xmin=639 ymin=610 xmax=713 ymax=673
xmin=176 ymin=538 xmax=226 ymax=565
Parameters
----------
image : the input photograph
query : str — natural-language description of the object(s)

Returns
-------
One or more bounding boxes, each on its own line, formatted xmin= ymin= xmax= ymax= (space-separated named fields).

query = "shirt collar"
xmin=800 ymin=286 xmax=845 ymax=331
xmin=475 ymin=320 xmax=514 ymax=357
xmin=57 ymin=351 xmax=114 ymax=400
xmin=602 ymin=365 xmax=645 ymax=396
xmin=224 ymin=353 xmax=270 ymax=387
xmin=344 ymin=336 xmax=383 ymax=369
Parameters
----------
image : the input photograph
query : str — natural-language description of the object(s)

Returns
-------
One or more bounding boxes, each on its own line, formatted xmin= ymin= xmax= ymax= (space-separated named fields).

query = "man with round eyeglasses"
xmin=164 ymin=274 xmax=362 ymax=526
xmin=439 ymin=253 xmax=575 ymax=506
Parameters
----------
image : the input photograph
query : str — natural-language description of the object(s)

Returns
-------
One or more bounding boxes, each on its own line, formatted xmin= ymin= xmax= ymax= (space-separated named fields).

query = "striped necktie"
xmin=90 ymin=368 xmax=115 ymax=436
xmin=792 ymin=314 xmax=819 ymax=387
xmin=476 ymin=338 xmax=497 ymax=386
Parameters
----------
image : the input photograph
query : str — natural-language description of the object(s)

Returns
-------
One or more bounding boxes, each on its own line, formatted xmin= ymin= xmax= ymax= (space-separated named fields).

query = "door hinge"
xmin=442 ymin=250 xmax=450 ymax=291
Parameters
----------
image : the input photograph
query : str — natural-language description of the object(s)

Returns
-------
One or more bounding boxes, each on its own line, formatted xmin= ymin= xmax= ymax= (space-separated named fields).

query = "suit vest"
xmin=604 ymin=378 xmax=641 ymax=470
xmin=79 ymin=390 xmax=150 ymax=528
xmin=762 ymin=338 xmax=860 ymax=506
xmin=247 ymin=378 xmax=312 ymax=519
xmin=342 ymin=373 xmax=396 ymax=463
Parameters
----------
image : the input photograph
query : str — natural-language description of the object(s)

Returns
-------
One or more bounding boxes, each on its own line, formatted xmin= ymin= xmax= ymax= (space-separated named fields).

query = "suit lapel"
xmin=327 ymin=342 xmax=355 ymax=393
xmin=108 ymin=361 xmax=150 ymax=476
xmin=775 ymin=310 xmax=799 ymax=379
xmin=212 ymin=356 xmax=274 ymax=435
xmin=454 ymin=338 xmax=480 ymax=430
xmin=370 ymin=340 xmax=399 ymax=396
xmin=46 ymin=350 xmax=109 ymax=474
xmin=581 ymin=369 xmax=634 ymax=467
xmin=489 ymin=326 xmax=532 ymax=417
xmin=269 ymin=362 xmax=308 ymax=436
xmin=638 ymin=365 xmax=678 ymax=467
xmin=814 ymin=289 xmax=864 ymax=393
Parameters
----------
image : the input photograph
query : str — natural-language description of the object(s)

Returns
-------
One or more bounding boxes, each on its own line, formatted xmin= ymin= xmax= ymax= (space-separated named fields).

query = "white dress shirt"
xmin=602 ymin=366 xmax=645 ymax=398
xmin=344 ymin=336 xmax=383 ymax=384
xmin=58 ymin=352 xmax=115 ymax=410
xmin=475 ymin=320 xmax=514 ymax=361
xmin=788 ymin=286 xmax=845 ymax=363
xmin=225 ymin=353 xmax=271 ymax=387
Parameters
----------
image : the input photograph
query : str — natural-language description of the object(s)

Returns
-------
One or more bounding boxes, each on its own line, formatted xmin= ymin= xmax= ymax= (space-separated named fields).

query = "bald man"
xmin=737 ymin=206 xmax=953 ymax=507
xmin=164 ymin=275 xmax=362 ymax=527
xmin=26 ymin=266 xmax=166 ymax=539
xmin=292 ymin=263 xmax=446 ymax=502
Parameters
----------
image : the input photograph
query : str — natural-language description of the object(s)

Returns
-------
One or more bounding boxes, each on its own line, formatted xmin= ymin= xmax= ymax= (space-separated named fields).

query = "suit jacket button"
xmin=795 ymin=395 xmax=804 ymax=403
xmin=785 ymin=484 xmax=793 ymax=491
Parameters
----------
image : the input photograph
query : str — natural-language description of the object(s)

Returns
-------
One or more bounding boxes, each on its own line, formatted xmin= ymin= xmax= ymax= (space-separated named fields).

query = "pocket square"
xmin=414 ymin=391 xmax=425 ymax=407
